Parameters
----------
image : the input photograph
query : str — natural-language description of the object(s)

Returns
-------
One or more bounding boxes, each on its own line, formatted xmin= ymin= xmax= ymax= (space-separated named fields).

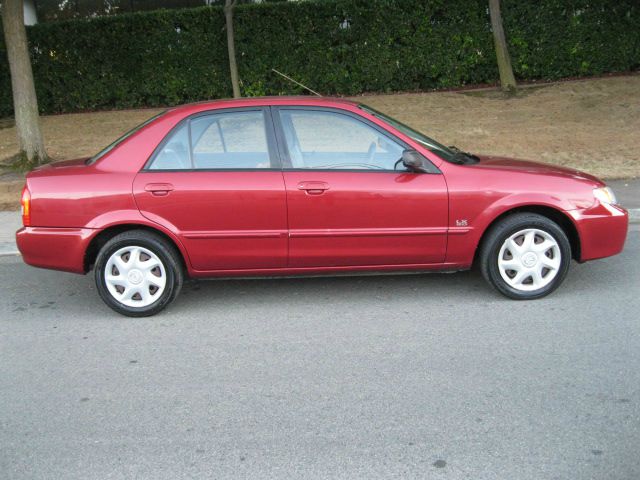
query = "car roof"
xmin=166 ymin=96 xmax=362 ymax=115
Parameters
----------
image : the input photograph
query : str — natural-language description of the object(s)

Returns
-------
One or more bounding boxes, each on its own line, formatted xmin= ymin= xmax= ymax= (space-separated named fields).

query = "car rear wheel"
xmin=94 ymin=230 xmax=183 ymax=317
xmin=479 ymin=213 xmax=571 ymax=299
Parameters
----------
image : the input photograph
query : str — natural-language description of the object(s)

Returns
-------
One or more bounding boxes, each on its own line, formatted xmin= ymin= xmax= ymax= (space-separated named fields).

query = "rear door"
xmin=273 ymin=107 xmax=448 ymax=268
xmin=133 ymin=108 xmax=288 ymax=272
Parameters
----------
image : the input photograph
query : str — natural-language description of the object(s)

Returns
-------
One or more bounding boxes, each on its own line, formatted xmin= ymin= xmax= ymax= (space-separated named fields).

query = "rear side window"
xmin=148 ymin=110 xmax=273 ymax=170
xmin=148 ymin=123 xmax=190 ymax=170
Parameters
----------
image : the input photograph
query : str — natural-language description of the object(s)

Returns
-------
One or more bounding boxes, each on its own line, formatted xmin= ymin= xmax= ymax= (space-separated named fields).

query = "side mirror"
xmin=402 ymin=150 xmax=428 ymax=173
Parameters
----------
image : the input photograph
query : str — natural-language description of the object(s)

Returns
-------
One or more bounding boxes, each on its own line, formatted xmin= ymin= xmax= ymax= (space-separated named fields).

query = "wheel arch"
xmin=473 ymin=205 xmax=581 ymax=266
xmin=84 ymin=223 xmax=189 ymax=274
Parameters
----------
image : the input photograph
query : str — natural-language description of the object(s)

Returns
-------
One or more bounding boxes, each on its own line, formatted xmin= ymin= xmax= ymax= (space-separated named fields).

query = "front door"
xmin=133 ymin=108 xmax=287 ymax=272
xmin=274 ymin=107 xmax=448 ymax=268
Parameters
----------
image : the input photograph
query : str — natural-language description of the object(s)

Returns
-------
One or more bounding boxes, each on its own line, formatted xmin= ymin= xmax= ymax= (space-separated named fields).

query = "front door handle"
xmin=297 ymin=181 xmax=330 ymax=195
xmin=145 ymin=183 xmax=174 ymax=196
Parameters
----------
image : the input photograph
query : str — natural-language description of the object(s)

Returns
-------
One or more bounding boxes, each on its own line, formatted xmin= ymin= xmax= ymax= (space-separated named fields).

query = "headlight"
xmin=593 ymin=186 xmax=618 ymax=205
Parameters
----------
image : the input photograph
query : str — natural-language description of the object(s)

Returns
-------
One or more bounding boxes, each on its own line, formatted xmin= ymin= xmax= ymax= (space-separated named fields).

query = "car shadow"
xmin=177 ymin=269 xmax=495 ymax=309
xmin=4 ymin=238 xmax=634 ymax=318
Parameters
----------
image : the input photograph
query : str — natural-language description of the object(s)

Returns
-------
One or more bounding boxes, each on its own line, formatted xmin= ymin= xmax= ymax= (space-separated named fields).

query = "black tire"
xmin=479 ymin=213 xmax=571 ymax=300
xmin=94 ymin=230 xmax=183 ymax=317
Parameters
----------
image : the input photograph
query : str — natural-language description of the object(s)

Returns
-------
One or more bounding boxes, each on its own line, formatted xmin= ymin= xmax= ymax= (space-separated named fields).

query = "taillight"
xmin=21 ymin=185 xmax=31 ymax=227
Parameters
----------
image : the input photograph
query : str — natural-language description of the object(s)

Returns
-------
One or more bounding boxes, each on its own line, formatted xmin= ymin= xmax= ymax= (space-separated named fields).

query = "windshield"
xmin=86 ymin=111 xmax=167 ymax=165
xmin=359 ymin=104 xmax=457 ymax=163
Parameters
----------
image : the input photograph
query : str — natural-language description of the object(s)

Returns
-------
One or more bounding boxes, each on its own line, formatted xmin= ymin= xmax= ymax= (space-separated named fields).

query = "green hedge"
xmin=503 ymin=0 xmax=640 ymax=79
xmin=0 ymin=0 xmax=638 ymax=116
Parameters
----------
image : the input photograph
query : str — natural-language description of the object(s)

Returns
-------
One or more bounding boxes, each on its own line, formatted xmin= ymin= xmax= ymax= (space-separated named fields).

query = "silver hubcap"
xmin=498 ymin=228 xmax=561 ymax=292
xmin=104 ymin=246 xmax=166 ymax=308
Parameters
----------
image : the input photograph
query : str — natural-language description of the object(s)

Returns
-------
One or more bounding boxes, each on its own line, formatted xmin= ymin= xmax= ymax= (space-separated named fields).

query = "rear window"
xmin=86 ymin=111 xmax=166 ymax=165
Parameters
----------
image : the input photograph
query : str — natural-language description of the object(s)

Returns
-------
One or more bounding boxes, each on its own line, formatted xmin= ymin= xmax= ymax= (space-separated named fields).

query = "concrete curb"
xmin=0 ymin=242 xmax=19 ymax=256
xmin=0 ymin=211 xmax=21 ymax=257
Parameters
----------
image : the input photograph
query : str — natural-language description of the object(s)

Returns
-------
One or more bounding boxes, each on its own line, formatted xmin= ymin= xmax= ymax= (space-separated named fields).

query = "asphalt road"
xmin=1 ymin=230 xmax=639 ymax=480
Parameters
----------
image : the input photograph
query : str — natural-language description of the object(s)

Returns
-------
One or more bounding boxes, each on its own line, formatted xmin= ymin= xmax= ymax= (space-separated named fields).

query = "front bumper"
xmin=569 ymin=203 xmax=628 ymax=262
xmin=16 ymin=226 xmax=96 ymax=274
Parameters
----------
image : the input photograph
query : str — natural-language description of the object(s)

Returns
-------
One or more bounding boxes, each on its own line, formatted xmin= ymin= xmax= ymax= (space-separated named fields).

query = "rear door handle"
xmin=297 ymin=181 xmax=330 ymax=195
xmin=145 ymin=183 xmax=174 ymax=196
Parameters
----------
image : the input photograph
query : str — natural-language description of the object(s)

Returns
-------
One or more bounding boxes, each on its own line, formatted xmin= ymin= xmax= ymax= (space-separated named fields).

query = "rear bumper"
xmin=569 ymin=203 xmax=628 ymax=262
xmin=16 ymin=226 xmax=95 ymax=274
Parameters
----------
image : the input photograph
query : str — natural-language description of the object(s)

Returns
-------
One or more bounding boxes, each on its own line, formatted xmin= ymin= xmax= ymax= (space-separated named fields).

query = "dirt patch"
xmin=355 ymin=75 xmax=640 ymax=180
xmin=1 ymin=75 xmax=638 ymax=210
xmin=0 ymin=173 xmax=23 ymax=211
xmin=0 ymin=107 xmax=163 ymax=165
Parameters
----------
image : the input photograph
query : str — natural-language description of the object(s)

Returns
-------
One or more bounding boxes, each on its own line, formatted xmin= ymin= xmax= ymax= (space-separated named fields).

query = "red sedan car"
xmin=17 ymin=97 xmax=628 ymax=316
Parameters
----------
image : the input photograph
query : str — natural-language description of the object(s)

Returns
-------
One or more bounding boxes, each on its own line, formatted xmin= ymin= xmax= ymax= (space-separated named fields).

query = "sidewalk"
xmin=0 ymin=181 xmax=638 ymax=257
xmin=0 ymin=211 xmax=21 ymax=256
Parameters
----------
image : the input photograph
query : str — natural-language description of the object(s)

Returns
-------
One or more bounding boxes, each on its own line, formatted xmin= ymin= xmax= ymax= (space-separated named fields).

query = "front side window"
xmin=359 ymin=104 xmax=457 ymax=163
xmin=148 ymin=110 xmax=272 ymax=170
xmin=278 ymin=109 xmax=406 ymax=170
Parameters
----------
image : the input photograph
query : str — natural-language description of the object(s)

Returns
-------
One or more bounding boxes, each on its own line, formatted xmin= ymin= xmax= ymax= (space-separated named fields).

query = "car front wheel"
xmin=94 ymin=230 xmax=183 ymax=317
xmin=479 ymin=213 xmax=572 ymax=300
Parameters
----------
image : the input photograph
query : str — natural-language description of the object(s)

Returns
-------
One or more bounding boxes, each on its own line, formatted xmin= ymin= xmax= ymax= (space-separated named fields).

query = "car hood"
xmin=472 ymin=155 xmax=604 ymax=186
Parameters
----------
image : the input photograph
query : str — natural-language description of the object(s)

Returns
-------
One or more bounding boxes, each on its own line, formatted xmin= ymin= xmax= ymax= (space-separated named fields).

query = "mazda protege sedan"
xmin=17 ymin=97 xmax=628 ymax=316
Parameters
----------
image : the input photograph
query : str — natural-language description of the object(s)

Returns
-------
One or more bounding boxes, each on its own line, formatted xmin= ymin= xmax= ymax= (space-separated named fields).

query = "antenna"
xmin=271 ymin=69 xmax=322 ymax=97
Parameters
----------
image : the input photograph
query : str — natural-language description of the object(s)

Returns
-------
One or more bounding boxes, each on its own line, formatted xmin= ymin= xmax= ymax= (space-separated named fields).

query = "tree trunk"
xmin=224 ymin=0 xmax=241 ymax=98
xmin=2 ymin=0 xmax=48 ymax=164
xmin=488 ymin=0 xmax=517 ymax=93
